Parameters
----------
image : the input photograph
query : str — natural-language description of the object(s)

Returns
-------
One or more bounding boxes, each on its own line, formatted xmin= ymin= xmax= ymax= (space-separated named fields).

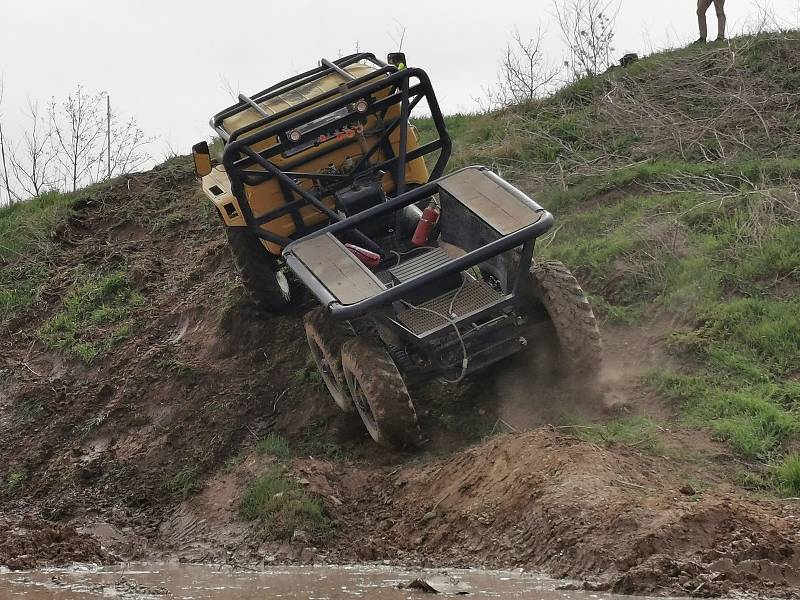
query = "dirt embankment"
xmin=162 ymin=429 xmax=800 ymax=597
xmin=1 ymin=158 xmax=798 ymax=597
xmin=0 ymin=159 xmax=328 ymax=562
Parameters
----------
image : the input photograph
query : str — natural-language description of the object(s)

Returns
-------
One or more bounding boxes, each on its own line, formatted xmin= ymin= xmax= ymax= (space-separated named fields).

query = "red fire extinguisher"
xmin=412 ymin=201 xmax=440 ymax=247
xmin=345 ymin=243 xmax=382 ymax=269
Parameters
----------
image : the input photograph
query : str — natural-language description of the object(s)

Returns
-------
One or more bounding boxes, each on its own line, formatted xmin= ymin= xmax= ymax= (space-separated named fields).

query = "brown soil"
xmin=0 ymin=517 xmax=112 ymax=570
xmin=1 ymin=157 xmax=798 ymax=597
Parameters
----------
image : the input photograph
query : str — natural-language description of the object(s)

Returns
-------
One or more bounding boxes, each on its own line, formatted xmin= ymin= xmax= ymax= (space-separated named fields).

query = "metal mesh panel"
xmin=396 ymin=279 xmax=504 ymax=335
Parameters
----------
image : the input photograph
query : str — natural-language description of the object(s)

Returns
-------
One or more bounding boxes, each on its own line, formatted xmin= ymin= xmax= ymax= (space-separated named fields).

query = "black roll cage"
xmin=218 ymin=53 xmax=452 ymax=250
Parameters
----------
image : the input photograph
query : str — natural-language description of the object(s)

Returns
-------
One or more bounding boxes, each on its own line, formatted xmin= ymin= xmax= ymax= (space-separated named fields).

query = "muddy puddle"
xmin=0 ymin=563 xmax=687 ymax=599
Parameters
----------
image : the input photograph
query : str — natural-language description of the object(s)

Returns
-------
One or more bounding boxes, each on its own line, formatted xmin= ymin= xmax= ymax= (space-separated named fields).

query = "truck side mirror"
xmin=387 ymin=52 xmax=407 ymax=70
xmin=192 ymin=141 xmax=212 ymax=178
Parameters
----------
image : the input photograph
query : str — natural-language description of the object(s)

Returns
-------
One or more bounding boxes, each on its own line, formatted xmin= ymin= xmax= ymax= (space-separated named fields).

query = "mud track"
xmin=0 ymin=158 xmax=798 ymax=597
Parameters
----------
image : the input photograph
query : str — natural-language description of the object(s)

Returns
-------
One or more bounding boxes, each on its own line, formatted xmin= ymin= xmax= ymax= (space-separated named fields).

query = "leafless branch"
xmin=748 ymin=0 xmax=796 ymax=34
xmin=483 ymin=27 xmax=561 ymax=109
xmin=553 ymin=0 xmax=620 ymax=79
xmin=49 ymin=85 xmax=106 ymax=192
xmin=388 ymin=19 xmax=407 ymax=52
xmin=218 ymin=75 xmax=239 ymax=102
xmin=0 ymin=76 xmax=12 ymax=205
xmin=96 ymin=102 xmax=154 ymax=179
xmin=8 ymin=98 xmax=57 ymax=198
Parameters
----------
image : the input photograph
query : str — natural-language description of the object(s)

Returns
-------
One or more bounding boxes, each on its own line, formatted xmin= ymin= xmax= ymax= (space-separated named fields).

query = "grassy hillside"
xmin=415 ymin=31 xmax=800 ymax=493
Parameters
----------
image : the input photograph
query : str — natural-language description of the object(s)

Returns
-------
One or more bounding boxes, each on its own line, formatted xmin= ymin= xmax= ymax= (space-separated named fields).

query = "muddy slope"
xmin=0 ymin=159 xmax=335 ymax=545
xmin=1 ymin=158 xmax=799 ymax=598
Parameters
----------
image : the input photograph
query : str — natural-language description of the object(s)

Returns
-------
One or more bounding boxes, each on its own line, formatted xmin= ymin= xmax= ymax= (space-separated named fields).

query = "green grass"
xmin=572 ymin=416 xmax=666 ymax=453
xmin=536 ymin=158 xmax=800 ymax=213
xmin=0 ymin=190 xmax=81 ymax=320
xmin=651 ymin=294 xmax=800 ymax=468
xmin=38 ymin=270 xmax=145 ymax=362
xmin=774 ymin=454 xmax=800 ymax=497
xmin=219 ymin=282 xmax=247 ymax=322
xmin=0 ymin=264 xmax=50 ymax=320
xmin=16 ymin=397 xmax=46 ymax=422
xmin=151 ymin=211 xmax=188 ymax=231
xmin=723 ymin=225 xmax=800 ymax=293
xmin=650 ymin=372 xmax=799 ymax=462
xmin=168 ymin=465 xmax=201 ymax=500
xmin=0 ymin=184 xmax=133 ymax=320
xmin=156 ymin=357 xmax=200 ymax=377
xmin=77 ymin=409 xmax=112 ymax=439
xmin=289 ymin=362 xmax=324 ymax=390
xmin=238 ymin=469 xmax=329 ymax=539
xmin=700 ymin=299 xmax=800 ymax=375
xmin=436 ymin=409 xmax=495 ymax=443
xmin=256 ymin=432 xmax=291 ymax=458
xmin=293 ymin=419 xmax=353 ymax=461
xmin=222 ymin=453 xmax=246 ymax=473
xmin=0 ymin=190 xmax=78 ymax=262
xmin=5 ymin=471 xmax=25 ymax=492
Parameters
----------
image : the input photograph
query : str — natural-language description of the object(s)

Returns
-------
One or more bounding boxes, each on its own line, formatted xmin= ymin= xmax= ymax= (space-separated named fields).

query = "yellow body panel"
xmin=202 ymin=62 xmax=429 ymax=255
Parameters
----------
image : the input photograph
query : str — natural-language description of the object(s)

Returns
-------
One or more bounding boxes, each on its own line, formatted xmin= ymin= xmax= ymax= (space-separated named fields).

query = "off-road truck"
xmin=193 ymin=52 xmax=602 ymax=449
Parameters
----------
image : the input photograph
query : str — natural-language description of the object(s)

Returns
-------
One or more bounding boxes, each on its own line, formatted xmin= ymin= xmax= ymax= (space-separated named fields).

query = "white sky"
xmin=0 ymin=0 xmax=798 ymax=163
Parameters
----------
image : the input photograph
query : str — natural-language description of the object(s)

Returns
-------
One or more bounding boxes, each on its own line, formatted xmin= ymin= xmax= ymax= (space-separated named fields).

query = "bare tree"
xmin=98 ymin=107 xmax=153 ymax=179
xmin=0 ymin=76 xmax=12 ymax=205
xmin=0 ymin=121 xmax=9 ymax=205
xmin=484 ymin=27 xmax=561 ymax=109
xmin=8 ymin=99 xmax=56 ymax=198
xmin=553 ymin=0 xmax=620 ymax=79
xmin=49 ymin=85 xmax=105 ymax=192
xmin=0 ymin=86 xmax=152 ymax=202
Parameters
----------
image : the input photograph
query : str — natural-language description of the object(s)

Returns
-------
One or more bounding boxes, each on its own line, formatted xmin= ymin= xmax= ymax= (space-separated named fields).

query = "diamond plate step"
xmin=388 ymin=247 xmax=451 ymax=284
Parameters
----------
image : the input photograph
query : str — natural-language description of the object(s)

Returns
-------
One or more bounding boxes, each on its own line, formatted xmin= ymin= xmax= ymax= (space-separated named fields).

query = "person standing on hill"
xmin=696 ymin=0 xmax=727 ymax=43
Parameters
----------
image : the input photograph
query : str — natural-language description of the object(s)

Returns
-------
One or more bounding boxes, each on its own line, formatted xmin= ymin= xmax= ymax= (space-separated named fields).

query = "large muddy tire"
xmin=304 ymin=307 xmax=353 ymax=412
xmin=525 ymin=260 xmax=602 ymax=376
xmin=225 ymin=227 xmax=292 ymax=312
xmin=341 ymin=338 xmax=419 ymax=450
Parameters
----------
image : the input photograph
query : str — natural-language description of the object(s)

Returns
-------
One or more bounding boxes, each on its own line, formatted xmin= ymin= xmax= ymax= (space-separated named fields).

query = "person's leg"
xmin=713 ymin=0 xmax=727 ymax=40
xmin=697 ymin=0 xmax=713 ymax=41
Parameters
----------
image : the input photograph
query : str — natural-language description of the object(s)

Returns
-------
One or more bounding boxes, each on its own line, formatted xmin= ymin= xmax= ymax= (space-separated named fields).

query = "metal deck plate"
xmin=396 ymin=279 xmax=504 ymax=335
xmin=292 ymin=233 xmax=386 ymax=305
xmin=438 ymin=168 xmax=542 ymax=235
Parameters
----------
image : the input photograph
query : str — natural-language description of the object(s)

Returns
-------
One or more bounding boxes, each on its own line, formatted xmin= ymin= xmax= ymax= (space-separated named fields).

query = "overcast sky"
xmin=0 ymin=0 xmax=798 ymax=164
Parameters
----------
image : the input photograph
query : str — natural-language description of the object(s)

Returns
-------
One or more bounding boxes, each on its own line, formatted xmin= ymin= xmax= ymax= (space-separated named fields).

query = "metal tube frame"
xmin=220 ymin=65 xmax=451 ymax=250
xmin=212 ymin=53 xmax=387 ymax=140
xmin=282 ymin=168 xmax=554 ymax=324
